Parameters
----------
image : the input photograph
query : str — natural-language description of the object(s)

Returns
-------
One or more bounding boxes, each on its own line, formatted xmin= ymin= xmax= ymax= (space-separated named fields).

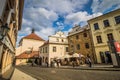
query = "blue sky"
xmin=17 ymin=0 xmax=120 ymax=45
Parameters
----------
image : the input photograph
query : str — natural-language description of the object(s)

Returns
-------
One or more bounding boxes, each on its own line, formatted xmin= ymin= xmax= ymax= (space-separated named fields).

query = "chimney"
xmin=31 ymin=28 xmax=35 ymax=33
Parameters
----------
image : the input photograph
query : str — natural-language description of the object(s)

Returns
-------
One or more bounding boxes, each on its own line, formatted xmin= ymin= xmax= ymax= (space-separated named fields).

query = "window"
xmin=62 ymin=39 xmax=64 ymax=42
xmin=53 ymin=46 xmax=56 ymax=52
xmin=76 ymin=44 xmax=80 ymax=50
xmin=45 ymin=47 xmax=47 ymax=53
xmin=40 ymin=48 xmax=42 ymax=53
xmin=66 ymin=47 xmax=68 ymax=52
xmin=43 ymin=48 xmax=44 ymax=53
xmin=94 ymin=23 xmax=99 ymax=30
xmin=115 ymin=15 xmax=120 ymax=24
xmin=107 ymin=33 xmax=114 ymax=41
xmin=96 ymin=36 xmax=102 ymax=43
xmin=83 ymin=33 xmax=87 ymax=37
xmin=71 ymin=45 xmax=73 ymax=48
xmin=56 ymin=38 xmax=59 ymax=42
xmin=85 ymin=43 xmax=89 ymax=49
xmin=103 ymin=19 xmax=110 ymax=27
xmin=70 ymin=40 xmax=73 ymax=43
xmin=76 ymin=35 xmax=79 ymax=39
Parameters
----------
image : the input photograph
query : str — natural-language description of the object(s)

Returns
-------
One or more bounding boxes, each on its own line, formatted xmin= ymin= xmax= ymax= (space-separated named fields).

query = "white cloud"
xmin=65 ymin=11 xmax=102 ymax=26
xmin=25 ymin=0 xmax=89 ymax=14
xmin=91 ymin=0 xmax=120 ymax=13
xmin=17 ymin=0 xmax=119 ymax=46
xmin=36 ymin=27 xmax=55 ymax=40
xmin=17 ymin=7 xmax=58 ymax=45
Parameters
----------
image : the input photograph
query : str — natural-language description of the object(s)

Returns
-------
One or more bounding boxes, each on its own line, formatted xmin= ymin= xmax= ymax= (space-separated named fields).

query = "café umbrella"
xmin=72 ymin=53 xmax=79 ymax=57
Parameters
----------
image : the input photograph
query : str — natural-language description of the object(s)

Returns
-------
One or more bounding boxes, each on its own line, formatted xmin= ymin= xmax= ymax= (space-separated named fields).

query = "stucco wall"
xmin=16 ymin=39 xmax=45 ymax=55
xmin=88 ymin=9 xmax=120 ymax=63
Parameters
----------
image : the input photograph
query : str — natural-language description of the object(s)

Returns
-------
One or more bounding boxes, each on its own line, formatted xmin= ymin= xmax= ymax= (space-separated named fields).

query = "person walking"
xmin=86 ymin=54 xmax=92 ymax=67
xmin=57 ymin=59 xmax=60 ymax=68
xmin=45 ymin=57 xmax=49 ymax=67
xmin=72 ymin=61 xmax=75 ymax=68
xmin=31 ymin=60 xmax=34 ymax=67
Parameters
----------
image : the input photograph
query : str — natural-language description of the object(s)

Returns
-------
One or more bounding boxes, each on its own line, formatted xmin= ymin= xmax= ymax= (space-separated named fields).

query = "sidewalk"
xmin=0 ymin=66 xmax=14 ymax=80
xmin=10 ymin=68 xmax=37 ymax=80
xmin=59 ymin=64 xmax=120 ymax=71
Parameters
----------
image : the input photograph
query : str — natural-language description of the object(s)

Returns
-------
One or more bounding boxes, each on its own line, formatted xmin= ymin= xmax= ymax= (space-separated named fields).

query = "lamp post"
xmin=108 ymin=40 xmax=120 ymax=67
xmin=0 ymin=23 xmax=10 ymax=40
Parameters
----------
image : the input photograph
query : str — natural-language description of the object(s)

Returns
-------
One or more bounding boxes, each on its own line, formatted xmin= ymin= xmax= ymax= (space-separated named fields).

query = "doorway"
xmin=105 ymin=51 xmax=112 ymax=63
xmin=99 ymin=52 xmax=105 ymax=63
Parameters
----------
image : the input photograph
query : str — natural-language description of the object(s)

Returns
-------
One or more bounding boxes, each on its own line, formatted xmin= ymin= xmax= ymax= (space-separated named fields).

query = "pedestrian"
xmin=72 ymin=61 xmax=75 ymax=68
xmin=34 ymin=58 xmax=38 ymax=65
xmin=31 ymin=60 xmax=34 ymax=67
xmin=86 ymin=55 xmax=92 ymax=67
xmin=72 ymin=57 xmax=76 ymax=68
xmin=45 ymin=57 xmax=49 ymax=67
xmin=50 ymin=60 xmax=53 ymax=67
xmin=46 ymin=61 xmax=49 ymax=67
xmin=57 ymin=59 xmax=60 ymax=68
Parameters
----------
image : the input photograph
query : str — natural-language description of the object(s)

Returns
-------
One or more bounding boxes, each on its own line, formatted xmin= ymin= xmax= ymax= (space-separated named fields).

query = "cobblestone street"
xmin=12 ymin=66 xmax=120 ymax=80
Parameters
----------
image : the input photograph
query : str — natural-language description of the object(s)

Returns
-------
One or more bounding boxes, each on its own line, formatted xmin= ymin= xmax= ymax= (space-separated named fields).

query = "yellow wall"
xmin=16 ymin=59 xmax=28 ymax=65
xmin=88 ymin=9 xmax=120 ymax=63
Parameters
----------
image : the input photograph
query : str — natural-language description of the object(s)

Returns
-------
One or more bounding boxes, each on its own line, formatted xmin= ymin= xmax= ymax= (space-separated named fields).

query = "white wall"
xmin=16 ymin=39 xmax=45 ymax=56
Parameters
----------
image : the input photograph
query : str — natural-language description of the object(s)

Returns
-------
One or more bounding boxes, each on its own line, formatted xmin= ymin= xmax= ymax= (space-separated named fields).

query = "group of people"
xmin=31 ymin=54 xmax=92 ymax=68
xmin=50 ymin=59 xmax=61 ymax=68
xmin=71 ymin=54 xmax=92 ymax=68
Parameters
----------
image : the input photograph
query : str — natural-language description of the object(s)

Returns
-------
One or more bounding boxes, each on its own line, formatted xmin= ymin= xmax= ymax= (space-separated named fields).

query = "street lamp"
xmin=0 ymin=23 xmax=10 ymax=40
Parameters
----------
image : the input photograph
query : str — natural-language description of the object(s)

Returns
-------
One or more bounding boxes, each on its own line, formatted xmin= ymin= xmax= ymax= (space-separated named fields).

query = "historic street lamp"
xmin=0 ymin=23 xmax=10 ymax=40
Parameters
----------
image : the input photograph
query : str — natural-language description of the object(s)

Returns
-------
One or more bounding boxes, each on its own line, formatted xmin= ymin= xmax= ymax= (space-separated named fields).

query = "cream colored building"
xmin=39 ymin=31 xmax=68 ymax=66
xmin=0 ymin=0 xmax=24 ymax=78
xmin=88 ymin=9 xmax=120 ymax=63
xmin=16 ymin=30 xmax=45 ymax=56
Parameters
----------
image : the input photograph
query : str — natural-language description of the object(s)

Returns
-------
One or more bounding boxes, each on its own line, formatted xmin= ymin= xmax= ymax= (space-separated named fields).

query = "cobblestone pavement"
xmin=15 ymin=65 xmax=120 ymax=80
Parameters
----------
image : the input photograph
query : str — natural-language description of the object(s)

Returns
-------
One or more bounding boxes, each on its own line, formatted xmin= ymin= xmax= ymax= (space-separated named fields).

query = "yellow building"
xmin=0 ymin=0 xmax=24 ymax=79
xmin=88 ymin=9 xmax=120 ymax=63
xmin=68 ymin=25 xmax=96 ymax=63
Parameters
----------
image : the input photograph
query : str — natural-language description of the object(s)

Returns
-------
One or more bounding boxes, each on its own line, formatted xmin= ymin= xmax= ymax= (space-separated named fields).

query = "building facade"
xmin=16 ymin=51 xmax=39 ymax=65
xmin=88 ymin=9 xmax=120 ymax=63
xmin=39 ymin=31 xmax=68 ymax=66
xmin=16 ymin=30 xmax=45 ymax=65
xmin=0 ymin=0 xmax=24 ymax=79
xmin=68 ymin=25 xmax=96 ymax=63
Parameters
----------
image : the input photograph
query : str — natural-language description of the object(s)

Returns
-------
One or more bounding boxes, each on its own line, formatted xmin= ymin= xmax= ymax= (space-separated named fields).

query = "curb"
xmin=59 ymin=67 xmax=120 ymax=71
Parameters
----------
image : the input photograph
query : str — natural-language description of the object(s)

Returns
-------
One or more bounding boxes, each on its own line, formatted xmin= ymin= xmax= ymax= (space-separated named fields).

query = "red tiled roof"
xmin=23 ymin=33 xmax=45 ymax=41
xmin=16 ymin=51 xmax=39 ymax=59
